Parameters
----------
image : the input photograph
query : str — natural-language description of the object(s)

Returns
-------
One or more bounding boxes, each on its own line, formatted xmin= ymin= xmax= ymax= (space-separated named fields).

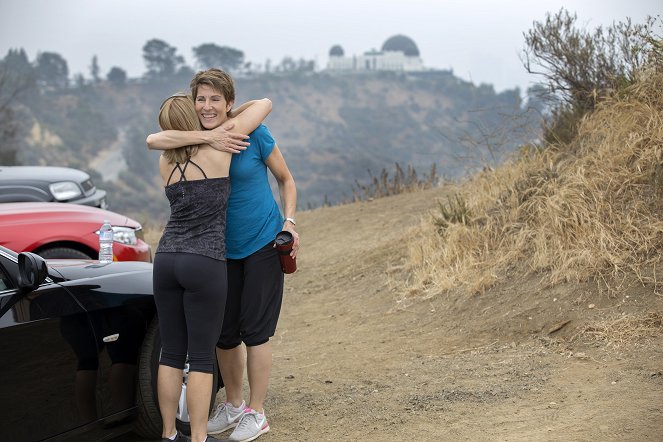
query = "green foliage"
xmin=274 ymin=57 xmax=315 ymax=73
xmin=142 ymin=39 xmax=185 ymax=79
xmin=0 ymin=107 xmax=20 ymax=164
xmin=0 ymin=50 xmax=37 ymax=165
xmin=193 ymin=43 xmax=244 ymax=72
xmin=35 ymin=51 xmax=69 ymax=89
xmin=432 ymin=193 xmax=472 ymax=233
xmin=107 ymin=66 xmax=127 ymax=87
xmin=3 ymin=49 xmax=34 ymax=80
xmin=90 ymin=55 xmax=101 ymax=84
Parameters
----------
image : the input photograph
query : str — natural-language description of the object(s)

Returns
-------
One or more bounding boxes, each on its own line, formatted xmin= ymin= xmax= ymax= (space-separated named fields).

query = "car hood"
xmin=0 ymin=166 xmax=91 ymax=183
xmin=0 ymin=202 xmax=137 ymax=228
xmin=47 ymin=259 xmax=153 ymax=282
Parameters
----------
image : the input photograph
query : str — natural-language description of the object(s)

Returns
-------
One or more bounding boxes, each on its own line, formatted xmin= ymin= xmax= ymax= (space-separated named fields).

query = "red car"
xmin=0 ymin=202 xmax=151 ymax=262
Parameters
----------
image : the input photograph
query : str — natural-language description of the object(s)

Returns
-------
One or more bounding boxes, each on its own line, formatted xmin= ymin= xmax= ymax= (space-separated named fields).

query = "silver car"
xmin=0 ymin=166 xmax=107 ymax=208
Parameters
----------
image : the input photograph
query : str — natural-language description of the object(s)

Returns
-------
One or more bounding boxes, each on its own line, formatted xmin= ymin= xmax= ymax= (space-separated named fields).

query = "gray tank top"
xmin=156 ymin=159 xmax=230 ymax=260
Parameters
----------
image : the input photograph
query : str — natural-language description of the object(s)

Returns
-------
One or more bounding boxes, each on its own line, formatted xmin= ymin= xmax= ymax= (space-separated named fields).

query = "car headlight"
xmin=49 ymin=181 xmax=83 ymax=200
xmin=112 ymin=227 xmax=138 ymax=245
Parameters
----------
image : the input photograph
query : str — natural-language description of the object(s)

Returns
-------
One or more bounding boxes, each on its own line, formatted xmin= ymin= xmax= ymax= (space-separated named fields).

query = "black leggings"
xmin=153 ymin=253 xmax=226 ymax=373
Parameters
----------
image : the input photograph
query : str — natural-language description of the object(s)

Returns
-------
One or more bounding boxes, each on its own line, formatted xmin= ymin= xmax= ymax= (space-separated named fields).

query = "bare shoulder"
xmin=190 ymin=146 xmax=232 ymax=178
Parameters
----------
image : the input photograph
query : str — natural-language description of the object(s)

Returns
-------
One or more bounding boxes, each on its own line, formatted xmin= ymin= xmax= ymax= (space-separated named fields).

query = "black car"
xmin=0 ymin=247 xmax=220 ymax=441
xmin=0 ymin=166 xmax=107 ymax=208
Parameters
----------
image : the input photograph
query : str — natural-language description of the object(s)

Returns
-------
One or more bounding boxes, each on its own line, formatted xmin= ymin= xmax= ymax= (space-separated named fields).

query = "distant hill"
xmin=15 ymin=70 xmax=539 ymax=225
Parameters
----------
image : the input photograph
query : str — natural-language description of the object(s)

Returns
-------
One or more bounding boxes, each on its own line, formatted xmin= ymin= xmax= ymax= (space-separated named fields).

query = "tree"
xmin=521 ymin=9 xmax=656 ymax=143
xmin=142 ymin=39 xmax=185 ymax=79
xmin=3 ymin=48 xmax=34 ymax=79
xmin=274 ymin=56 xmax=315 ymax=73
xmin=296 ymin=58 xmax=316 ymax=72
xmin=0 ymin=49 xmax=36 ymax=100
xmin=0 ymin=50 xmax=35 ymax=164
xmin=107 ymin=66 xmax=127 ymax=87
xmin=90 ymin=55 xmax=100 ymax=84
xmin=74 ymin=73 xmax=86 ymax=88
xmin=0 ymin=105 xmax=21 ymax=164
xmin=35 ymin=51 xmax=69 ymax=88
xmin=0 ymin=69 xmax=21 ymax=164
xmin=192 ymin=43 xmax=244 ymax=72
xmin=276 ymin=56 xmax=297 ymax=72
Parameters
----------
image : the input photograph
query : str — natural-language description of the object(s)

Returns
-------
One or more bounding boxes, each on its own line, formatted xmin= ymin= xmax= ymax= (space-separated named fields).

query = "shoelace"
xmin=235 ymin=412 xmax=259 ymax=432
xmin=211 ymin=403 xmax=227 ymax=420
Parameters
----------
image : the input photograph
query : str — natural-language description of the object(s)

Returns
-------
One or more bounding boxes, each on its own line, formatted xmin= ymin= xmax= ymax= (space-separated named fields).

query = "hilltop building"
xmin=327 ymin=34 xmax=424 ymax=72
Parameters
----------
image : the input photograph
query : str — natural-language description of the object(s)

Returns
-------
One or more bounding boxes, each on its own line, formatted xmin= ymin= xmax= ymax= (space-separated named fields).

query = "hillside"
xmin=13 ymin=71 xmax=537 ymax=224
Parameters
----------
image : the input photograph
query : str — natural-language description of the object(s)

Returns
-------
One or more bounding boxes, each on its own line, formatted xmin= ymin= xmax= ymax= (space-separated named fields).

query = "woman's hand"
xmin=208 ymin=122 xmax=250 ymax=153
xmin=282 ymin=222 xmax=300 ymax=259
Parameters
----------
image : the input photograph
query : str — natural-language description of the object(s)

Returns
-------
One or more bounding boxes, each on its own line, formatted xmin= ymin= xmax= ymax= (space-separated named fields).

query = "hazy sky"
xmin=0 ymin=0 xmax=659 ymax=92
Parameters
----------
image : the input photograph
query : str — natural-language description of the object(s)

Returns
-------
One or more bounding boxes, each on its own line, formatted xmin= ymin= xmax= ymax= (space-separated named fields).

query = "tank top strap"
xmin=166 ymin=162 xmax=185 ymax=186
xmin=165 ymin=158 xmax=208 ymax=185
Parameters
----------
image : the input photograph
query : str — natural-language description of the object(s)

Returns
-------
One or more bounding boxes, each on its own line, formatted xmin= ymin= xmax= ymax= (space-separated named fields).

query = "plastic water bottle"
xmin=98 ymin=220 xmax=114 ymax=263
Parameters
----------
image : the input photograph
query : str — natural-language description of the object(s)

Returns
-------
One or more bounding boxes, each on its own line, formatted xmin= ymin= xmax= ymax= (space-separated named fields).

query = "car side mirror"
xmin=18 ymin=252 xmax=48 ymax=291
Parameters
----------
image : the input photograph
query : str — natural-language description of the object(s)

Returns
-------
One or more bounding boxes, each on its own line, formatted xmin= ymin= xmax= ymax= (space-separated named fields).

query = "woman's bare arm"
xmin=146 ymin=99 xmax=272 ymax=153
xmin=228 ymin=99 xmax=267 ymax=118
xmin=146 ymin=127 xmax=249 ymax=153
xmin=224 ymin=98 xmax=272 ymax=137
xmin=265 ymin=144 xmax=299 ymax=257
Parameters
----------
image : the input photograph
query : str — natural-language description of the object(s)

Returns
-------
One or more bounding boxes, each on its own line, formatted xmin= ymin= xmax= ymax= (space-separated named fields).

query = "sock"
xmin=166 ymin=432 xmax=177 ymax=440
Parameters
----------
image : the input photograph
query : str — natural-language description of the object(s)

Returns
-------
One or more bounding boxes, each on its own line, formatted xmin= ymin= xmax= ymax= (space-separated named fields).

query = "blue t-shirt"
xmin=226 ymin=124 xmax=283 ymax=259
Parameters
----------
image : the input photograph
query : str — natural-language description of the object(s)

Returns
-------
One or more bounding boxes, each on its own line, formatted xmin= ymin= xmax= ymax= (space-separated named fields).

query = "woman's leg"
xmin=186 ymin=371 xmax=214 ymax=442
xmin=218 ymin=345 xmax=246 ymax=407
xmin=153 ymin=253 xmax=188 ymax=439
xmin=239 ymin=243 xmax=284 ymax=412
xmin=181 ymin=255 xmax=227 ymax=442
xmin=217 ymin=256 xmax=246 ymax=407
xmin=157 ymin=365 xmax=184 ymax=438
xmin=246 ymin=341 xmax=272 ymax=412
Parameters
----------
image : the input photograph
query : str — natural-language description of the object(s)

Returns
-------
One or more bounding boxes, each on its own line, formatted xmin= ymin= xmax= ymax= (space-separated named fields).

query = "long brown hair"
xmin=158 ymin=94 xmax=202 ymax=164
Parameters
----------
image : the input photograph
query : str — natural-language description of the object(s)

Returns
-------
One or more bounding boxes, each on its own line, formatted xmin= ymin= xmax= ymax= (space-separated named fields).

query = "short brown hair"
xmin=190 ymin=68 xmax=235 ymax=104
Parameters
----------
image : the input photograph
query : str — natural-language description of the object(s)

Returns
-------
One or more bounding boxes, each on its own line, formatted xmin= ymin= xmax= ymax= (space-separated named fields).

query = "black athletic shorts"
xmin=217 ymin=241 xmax=284 ymax=348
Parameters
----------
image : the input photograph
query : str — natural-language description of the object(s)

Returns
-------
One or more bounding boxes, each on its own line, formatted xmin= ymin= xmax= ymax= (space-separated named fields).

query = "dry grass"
xmin=402 ymin=69 xmax=663 ymax=297
xmin=573 ymin=312 xmax=663 ymax=349
xmin=352 ymin=162 xmax=439 ymax=202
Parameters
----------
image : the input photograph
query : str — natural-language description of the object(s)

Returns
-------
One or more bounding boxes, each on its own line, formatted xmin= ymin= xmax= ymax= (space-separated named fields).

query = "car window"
xmin=0 ymin=265 xmax=12 ymax=291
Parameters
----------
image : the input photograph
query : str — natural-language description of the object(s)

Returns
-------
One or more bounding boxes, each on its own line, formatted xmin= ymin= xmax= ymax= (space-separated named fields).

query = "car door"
xmin=0 ymin=250 xmax=100 ymax=442
xmin=61 ymin=270 xmax=155 ymax=421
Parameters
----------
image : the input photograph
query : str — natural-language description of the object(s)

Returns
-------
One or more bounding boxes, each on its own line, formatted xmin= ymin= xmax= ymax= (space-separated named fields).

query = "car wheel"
xmin=133 ymin=317 xmax=222 ymax=438
xmin=37 ymin=247 xmax=92 ymax=259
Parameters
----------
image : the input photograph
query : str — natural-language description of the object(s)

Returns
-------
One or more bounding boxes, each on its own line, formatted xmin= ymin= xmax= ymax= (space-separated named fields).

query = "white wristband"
xmin=285 ymin=217 xmax=296 ymax=226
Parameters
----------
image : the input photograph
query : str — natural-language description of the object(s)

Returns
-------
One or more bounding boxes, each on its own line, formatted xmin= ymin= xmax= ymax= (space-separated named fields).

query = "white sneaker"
xmin=207 ymin=400 xmax=246 ymax=434
xmin=228 ymin=407 xmax=270 ymax=442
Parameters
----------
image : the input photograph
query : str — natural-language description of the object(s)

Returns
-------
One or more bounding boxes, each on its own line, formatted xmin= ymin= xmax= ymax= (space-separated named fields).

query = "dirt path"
xmin=240 ymin=186 xmax=663 ymax=441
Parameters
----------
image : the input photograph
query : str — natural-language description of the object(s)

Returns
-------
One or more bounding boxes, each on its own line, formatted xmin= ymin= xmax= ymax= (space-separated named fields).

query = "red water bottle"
xmin=275 ymin=231 xmax=297 ymax=274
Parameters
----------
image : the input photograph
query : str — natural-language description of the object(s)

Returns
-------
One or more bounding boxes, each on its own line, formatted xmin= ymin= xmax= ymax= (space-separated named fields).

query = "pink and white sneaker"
xmin=228 ymin=407 xmax=270 ymax=442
